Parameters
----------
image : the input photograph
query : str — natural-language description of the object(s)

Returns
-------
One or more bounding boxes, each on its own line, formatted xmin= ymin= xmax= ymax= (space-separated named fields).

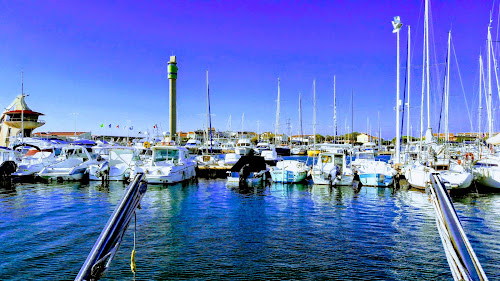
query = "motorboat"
xmin=0 ymin=147 xmax=20 ymax=180
xmin=311 ymin=152 xmax=353 ymax=185
xmin=350 ymin=151 xmax=396 ymax=187
xmin=88 ymin=146 xmax=138 ymax=181
xmin=220 ymin=142 xmax=236 ymax=154
xmin=227 ymin=155 xmax=268 ymax=185
xmin=131 ymin=146 xmax=196 ymax=184
xmin=261 ymin=148 xmax=282 ymax=166
xmin=11 ymin=148 xmax=59 ymax=180
xmin=234 ymin=138 xmax=253 ymax=155
xmin=270 ymin=159 xmax=309 ymax=183
xmin=290 ymin=145 xmax=307 ymax=155
xmin=219 ymin=153 xmax=241 ymax=166
xmin=184 ymin=139 xmax=202 ymax=154
xmin=275 ymin=145 xmax=291 ymax=156
xmin=254 ymin=142 xmax=270 ymax=155
xmin=38 ymin=145 xmax=100 ymax=181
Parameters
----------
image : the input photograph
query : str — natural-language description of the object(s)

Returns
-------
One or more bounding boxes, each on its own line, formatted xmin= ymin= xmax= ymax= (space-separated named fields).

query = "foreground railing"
xmin=428 ymin=173 xmax=488 ymax=281
xmin=75 ymin=173 xmax=147 ymax=281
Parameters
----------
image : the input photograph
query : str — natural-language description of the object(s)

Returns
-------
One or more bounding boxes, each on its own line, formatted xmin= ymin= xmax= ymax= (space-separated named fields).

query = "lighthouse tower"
xmin=0 ymin=95 xmax=45 ymax=146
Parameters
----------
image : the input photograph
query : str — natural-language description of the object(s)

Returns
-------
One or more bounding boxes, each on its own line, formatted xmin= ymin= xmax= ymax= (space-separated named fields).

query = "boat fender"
xmin=465 ymin=153 xmax=474 ymax=161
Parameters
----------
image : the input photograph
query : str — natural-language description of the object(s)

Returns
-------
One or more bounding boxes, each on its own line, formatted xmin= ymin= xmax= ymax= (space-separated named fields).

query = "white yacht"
xmin=88 ymin=147 xmax=138 ymax=181
xmin=12 ymin=148 xmax=59 ymax=180
xmin=350 ymin=151 xmax=396 ymax=187
xmin=220 ymin=142 xmax=236 ymax=154
xmin=235 ymin=138 xmax=253 ymax=155
xmin=405 ymin=158 xmax=472 ymax=190
xmin=473 ymin=155 xmax=500 ymax=189
xmin=38 ymin=145 xmax=100 ymax=181
xmin=311 ymin=152 xmax=353 ymax=186
xmin=270 ymin=159 xmax=309 ymax=183
xmin=184 ymin=139 xmax=202 ymax=154
xmin=131 ymin=146 xmax=196 ymax=184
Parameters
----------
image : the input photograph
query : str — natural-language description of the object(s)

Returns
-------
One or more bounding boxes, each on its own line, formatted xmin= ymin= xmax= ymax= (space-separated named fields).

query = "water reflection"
xmin=1 ymin=178 xmax=500 ymax=280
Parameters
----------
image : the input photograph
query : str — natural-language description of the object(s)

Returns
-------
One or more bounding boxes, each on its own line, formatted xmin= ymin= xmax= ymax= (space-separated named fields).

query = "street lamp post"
xmin=392 ymin=16 xmax=403 ymax=164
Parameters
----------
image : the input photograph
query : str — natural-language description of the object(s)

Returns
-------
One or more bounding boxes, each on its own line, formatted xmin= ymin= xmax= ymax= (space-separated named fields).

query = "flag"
xmin=100 ymin=123 xmax=104 ymax=128
xmin=109 ymin=124 xmax=111 ymax=128
xmin=117 ymin=125 xmax=119 ymax=128
xmin=129 ymin=126 xmax=133 ymax=130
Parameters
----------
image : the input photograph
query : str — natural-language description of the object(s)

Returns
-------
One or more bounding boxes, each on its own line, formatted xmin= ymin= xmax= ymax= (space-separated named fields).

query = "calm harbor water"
xmin=1 ymin=174 xmax=500 ymax=280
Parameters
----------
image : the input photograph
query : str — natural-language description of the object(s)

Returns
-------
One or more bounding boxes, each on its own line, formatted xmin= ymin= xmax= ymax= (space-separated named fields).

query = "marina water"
xmin=1 ymin=164 xmax=500 ymax=280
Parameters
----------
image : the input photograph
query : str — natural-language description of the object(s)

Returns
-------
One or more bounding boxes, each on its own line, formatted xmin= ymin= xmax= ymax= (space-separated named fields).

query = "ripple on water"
xmin=0 ymin=179 xmax=499 ymax=280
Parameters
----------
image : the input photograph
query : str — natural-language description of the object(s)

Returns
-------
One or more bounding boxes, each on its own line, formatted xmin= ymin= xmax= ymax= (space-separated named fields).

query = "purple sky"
xmin=0 ymin=0 xmax=497 ymax=139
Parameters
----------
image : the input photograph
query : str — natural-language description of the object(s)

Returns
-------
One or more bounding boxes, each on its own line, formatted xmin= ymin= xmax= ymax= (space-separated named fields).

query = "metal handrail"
xmin=4 ymin=118 xmax=45 ymax=123
xmin=428 ymin=173 xmax=488 ymax=281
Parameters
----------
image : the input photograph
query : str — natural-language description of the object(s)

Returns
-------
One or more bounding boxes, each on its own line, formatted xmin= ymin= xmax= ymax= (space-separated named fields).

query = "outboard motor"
xmin=239 ymin=164 xmax=250 ymax=185
xmin=0 ymin=161 xmax=17 ymax=182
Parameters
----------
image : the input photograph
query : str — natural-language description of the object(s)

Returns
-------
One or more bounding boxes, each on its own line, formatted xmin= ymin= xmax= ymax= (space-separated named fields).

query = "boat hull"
xmin=270 ymin=170 xmax=307 ymax=183
xmin=359 ymin=173 xmax=394 ymax=187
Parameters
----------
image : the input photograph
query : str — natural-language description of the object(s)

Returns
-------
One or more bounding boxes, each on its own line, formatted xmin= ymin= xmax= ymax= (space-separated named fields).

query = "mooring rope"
xmin=131 ymin=212 xmax=137 ymax=279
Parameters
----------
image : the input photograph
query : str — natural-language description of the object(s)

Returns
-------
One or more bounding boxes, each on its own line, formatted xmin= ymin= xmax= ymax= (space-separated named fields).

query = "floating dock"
xmin=196 ymin=165 xmax=232 ymax=178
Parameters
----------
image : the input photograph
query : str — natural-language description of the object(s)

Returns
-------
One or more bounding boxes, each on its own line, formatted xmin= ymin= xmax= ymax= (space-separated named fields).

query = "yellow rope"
xmin=131 ymin=212 xmax=137 ymax=275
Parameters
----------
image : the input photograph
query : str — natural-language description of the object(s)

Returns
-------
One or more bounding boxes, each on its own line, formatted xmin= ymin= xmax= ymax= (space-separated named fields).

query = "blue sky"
xmin=0 ymin=0 xmax=497 ymax=139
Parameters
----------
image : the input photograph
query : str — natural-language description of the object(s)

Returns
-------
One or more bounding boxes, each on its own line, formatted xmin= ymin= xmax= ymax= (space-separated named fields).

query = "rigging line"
xmin=437 ymin=39 xmax=449 ymax=139
xmin=451 ymin=39 xmax=474 ymax=132
xmin=410 ymin=0 xmax=425 ymax=63
xmin=400 ymin=34 xmax=409 ymax=146
xmin=489 ymin=38 xmax=500 ymax=104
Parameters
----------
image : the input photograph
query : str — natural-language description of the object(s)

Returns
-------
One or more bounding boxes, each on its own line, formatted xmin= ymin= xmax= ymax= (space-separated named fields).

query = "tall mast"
xmin=445 ymin=31 xmax=451 ymax=146
xmin=313 ymin=80 xmax=316 ymax=147
xmin=419 ymin=14 xmax=426 ymax=156
xmin=407 ymin=25 xmax=411 ymax=150
xmin=207 ymin=69 xmax=213 ymax=154
xmin=488 ymin=24 xmax=494 ymax=138
xmin=206 ymin=69 xmax=210 ymax=153
xmin=479 ymin=55 xmax=483 ymax=137
xmin=241 ymin=113 xmax=244 ymax=137
xmin=333 ymin=75 xmax=337 ymax=143
xmin=392 ymin=15 xmax=403 ymax=164
xmin=425 ymin=0 xmax=431 ymax=131
xmin=275 ymin=78 xmax=281 ymax=145
xmin=299 ymin=92 xmax=303 ymax=145
xmin=21 ymin=71 xmax=24 ymax=142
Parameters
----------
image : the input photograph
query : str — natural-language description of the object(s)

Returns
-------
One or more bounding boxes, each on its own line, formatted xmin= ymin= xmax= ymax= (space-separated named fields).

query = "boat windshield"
xmin=154 ymin=149 xmax=179 ymax=162
xmin=358 ymin=153 xmax=375 ymax=160
xmin=320 ymin=155 xmax=333 ymax=163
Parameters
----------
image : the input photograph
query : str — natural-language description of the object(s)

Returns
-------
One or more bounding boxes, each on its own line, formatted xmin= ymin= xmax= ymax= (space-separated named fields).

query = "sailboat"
xmin=473 ymin=23 xmax=500 ymax=189
xmin=270 ymin=79 xmax=308 ymax=183
xmin=404 ymin=12 xmax=472 ymax=190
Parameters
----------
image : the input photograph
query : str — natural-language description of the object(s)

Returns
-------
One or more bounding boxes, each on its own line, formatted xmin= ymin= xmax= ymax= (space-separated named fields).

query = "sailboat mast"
xmin=333 ymin=75 xmax=337 ymax=143
xmin=394 ymin=15 xmax=402 ymax=164
xmin=275 ymin=78 xmax=280 ymax=145
xmin=407 ymin=26 xmax=411 ymax=149
xmin=488 ymin=24 xmax=493 ymax=138
xmin=425 ymin=0 xmax=431 ymax=131
xmin=21 ymin=71 xmax=24 ymax=142
xmin=479 ymin=55 xmax=483 ymax=137
xmin=445 ymin=31 xmax=451 ymax=145
xmin=299 ymin=92 xmax=303 ymax=145
xmin=313 ymin=80 xmax=316 ymax=147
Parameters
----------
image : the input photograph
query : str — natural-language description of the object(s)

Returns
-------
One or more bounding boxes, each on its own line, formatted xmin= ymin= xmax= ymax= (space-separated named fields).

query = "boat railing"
xmin=75 ymin=173 xmax=147 ymax=281
xmin=428 ymin=173 xmax=488 ymax=281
